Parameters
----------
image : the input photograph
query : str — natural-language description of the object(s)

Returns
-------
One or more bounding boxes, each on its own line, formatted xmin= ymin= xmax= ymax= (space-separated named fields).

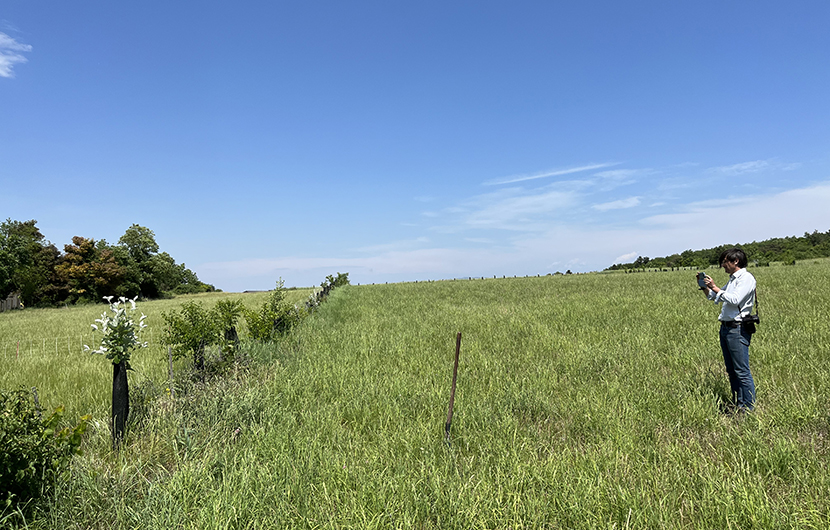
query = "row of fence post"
xmin=1 ymin=335 xmax=165 ymax=360
xmin=0 ymin=294 xmax=21 ymax=313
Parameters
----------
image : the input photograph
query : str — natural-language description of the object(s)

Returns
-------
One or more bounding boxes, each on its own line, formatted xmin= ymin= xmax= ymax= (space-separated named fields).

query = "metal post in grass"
xmin=445 ymin=332 xmax=462 ymax=444
xmin=168 ymin=346 xmax=175 ymax=399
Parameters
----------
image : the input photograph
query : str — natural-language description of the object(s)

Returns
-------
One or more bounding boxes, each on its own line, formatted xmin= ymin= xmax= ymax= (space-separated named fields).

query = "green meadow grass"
xmin=0 ymin=289 xmax=312 ymax=421
xmin=4 ymin=264 xmax=830 ymax=528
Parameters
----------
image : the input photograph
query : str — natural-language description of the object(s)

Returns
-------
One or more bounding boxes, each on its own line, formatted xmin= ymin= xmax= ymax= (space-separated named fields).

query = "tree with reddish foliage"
xmin=55 ymin=236 xmax=125 ymax=304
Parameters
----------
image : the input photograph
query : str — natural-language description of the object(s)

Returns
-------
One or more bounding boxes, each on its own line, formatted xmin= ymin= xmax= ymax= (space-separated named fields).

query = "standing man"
xmin=701 ymin=248 xmax=757 ymax=411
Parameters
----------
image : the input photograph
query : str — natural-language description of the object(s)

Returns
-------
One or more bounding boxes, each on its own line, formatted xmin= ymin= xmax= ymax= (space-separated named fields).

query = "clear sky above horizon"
xmin=3 ymin=2 xmax=830 ymax=291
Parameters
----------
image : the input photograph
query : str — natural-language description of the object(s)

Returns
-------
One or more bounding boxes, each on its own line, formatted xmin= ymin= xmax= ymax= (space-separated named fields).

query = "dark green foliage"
xmin=325 ymin=272 xmax=350 ymax=288
xmin=245 ymin=280 xmax=302 ymax=342
xmin=0 ymin=219 xmax=215 ymax=307
xmin=118 ymin=224 xmax=159 ymax=263
xmin=214 ymin=299 xmax=244 ymax=352
xmin=0 ymin=389 xmax=88 ymax=512
xmin=0 ymin=219 xmax=61 ymax=306
xmin=162 ymin=292 xmax=296 ymax=373
xmin=162 ymin=301 xmax=218 ymax=371
xmin=607 ymin=229 xmax=830 ymax=270
xmin=116 ymin=225 xmax=214 ymax=299
xmin=312 ymin=272 xmax=350 ymax=306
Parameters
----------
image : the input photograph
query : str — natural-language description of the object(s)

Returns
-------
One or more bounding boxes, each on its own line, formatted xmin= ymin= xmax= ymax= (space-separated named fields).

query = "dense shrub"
xmin=162 ymin=301 xmax=218 ymax=371
xmin=0 ymin=388 xmax=89 ymax=511
xmin=214 ymin=299 xmax=244 ymax=349
xmin=325 ymin=272 xmax=350 ymax=288
xmin=245 ymin=280 xmax=302 ymax=342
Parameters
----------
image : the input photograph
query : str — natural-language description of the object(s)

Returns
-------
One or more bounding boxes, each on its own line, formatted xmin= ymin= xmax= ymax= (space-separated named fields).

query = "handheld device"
xmin=696 ymin=272 xmax=708 ymax=288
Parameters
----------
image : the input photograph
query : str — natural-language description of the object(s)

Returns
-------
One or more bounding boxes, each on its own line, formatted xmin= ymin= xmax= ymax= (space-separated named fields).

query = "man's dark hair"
xmin=719 ymin=248 xmax=748 ymax=268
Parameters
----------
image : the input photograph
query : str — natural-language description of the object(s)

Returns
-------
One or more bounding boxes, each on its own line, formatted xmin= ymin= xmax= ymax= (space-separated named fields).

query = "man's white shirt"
xmin=707 ymin=267 xmax=756 ymax=322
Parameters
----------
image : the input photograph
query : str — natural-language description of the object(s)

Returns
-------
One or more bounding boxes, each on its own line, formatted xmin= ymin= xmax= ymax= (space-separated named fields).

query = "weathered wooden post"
xmin=445 ymin=332 xmax=462 ymax=443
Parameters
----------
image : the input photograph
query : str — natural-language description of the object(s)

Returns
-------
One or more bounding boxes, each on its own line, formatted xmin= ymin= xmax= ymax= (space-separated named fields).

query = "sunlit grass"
xmin=4 ymin=263 xmax=830 ymax=528
xmin=0 ymin=289 xmax=312 ymax=420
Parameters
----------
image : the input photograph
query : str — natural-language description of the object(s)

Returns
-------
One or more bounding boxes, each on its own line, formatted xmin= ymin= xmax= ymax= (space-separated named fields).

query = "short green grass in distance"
xmin=32 ymin=261 xmax=830 ymax=529
xmin=0 ymin=289 xmax=312 ymax=421
xmin=602 ymin=255 xmax=830 ymax=274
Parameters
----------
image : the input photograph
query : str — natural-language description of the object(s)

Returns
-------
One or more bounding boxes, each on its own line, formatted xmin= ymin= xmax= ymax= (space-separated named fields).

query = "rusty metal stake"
xmin=445 ymin=332 xmax=462 ymax=444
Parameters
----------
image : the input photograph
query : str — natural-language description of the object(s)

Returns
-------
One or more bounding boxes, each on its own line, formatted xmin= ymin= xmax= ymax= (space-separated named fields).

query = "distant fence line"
xmin=622 ymin=266 xmax=703 ymax=273
xmin=0 ymin=294 xmax=21 ymax=313
xmin=1 ymin=329 xmax=166 ymax=360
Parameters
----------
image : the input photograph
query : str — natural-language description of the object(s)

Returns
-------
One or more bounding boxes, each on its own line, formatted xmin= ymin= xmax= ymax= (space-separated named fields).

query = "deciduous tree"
xmin=55 ymin=236 xmax=125 ymax=304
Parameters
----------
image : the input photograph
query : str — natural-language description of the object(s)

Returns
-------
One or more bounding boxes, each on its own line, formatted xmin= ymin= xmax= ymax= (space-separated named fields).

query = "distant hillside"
xmin=606 ymin=229 xmax=830 ymax=271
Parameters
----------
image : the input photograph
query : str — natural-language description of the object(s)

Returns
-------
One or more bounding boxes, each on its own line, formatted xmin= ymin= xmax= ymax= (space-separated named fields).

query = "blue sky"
xmin=2 ymin=2 xmax=830 ymax=290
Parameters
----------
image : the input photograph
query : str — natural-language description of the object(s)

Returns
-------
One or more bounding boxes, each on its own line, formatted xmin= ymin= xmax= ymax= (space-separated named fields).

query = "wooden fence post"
xmin=445 ymin=332 xmax=462 ymax=443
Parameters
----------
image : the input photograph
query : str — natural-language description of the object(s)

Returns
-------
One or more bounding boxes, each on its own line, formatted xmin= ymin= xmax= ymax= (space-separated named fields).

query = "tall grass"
xmin=5 ymin=264 xmax=830 ymax=528
xmin=0 ymin=290 xmax=311 ymax=421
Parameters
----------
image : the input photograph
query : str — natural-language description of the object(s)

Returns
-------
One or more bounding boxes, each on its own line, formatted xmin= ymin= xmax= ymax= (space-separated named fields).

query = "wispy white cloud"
xmin=594 ymin=169 xmax=640 ymax=180
xmin=484 ymin=162 xmax=618 ymax=186
xmin=432 ymin=170 xmax=636 ymax=233
xmin=197 ymin=181 xmax=830 ymax=291
xmin=656 ymin=177 xmax=696 ymax=192
xmin=592 ymin=196 xmax=641 ymax=211
xmin=0 ymin=32 xmax=32 ymax=78
xmin=593 ymin=168 xmax=643 ymax=191
xmin=613 ymin=251 xmax=639 ymax=264
xmin=423 ymin=185 xmax=584 ymax=233
xmin=463 ymin=188 xmax=577 ymax=230
xmin=708 ymin=158 xmax=801 ymax=177
xmin=709 ymin=160 xmax=771 ymax=175
xmin=194 ymin=171 xmax=830 ymax=290
xmin=500 ymin=181 xmax=830 ymax=273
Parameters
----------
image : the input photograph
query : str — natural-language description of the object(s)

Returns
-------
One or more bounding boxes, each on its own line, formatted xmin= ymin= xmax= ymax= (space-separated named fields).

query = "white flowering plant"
xmin=84 ymin=296 xmax=148 ymax=366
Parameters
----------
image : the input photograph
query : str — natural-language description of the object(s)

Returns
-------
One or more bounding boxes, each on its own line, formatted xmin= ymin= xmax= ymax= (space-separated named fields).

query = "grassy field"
xmin=0 ymin=289 xmax=313 ymax=421
xmin=3 ymin=263 xmax=830 ymax=528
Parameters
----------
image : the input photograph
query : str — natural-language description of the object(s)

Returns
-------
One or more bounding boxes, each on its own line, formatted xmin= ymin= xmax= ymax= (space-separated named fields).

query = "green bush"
xmin=0 ymin=388 xmax=89 ymax=511
xmin=325 ymin=271 xmax=350 ymax=288
xmin=162 ymin=301 xmax=218 ymax=371
xmin=245 ymin=280 xmax=301 ymax=342
xmin=214 ymin=299 xmax=244 ymax=349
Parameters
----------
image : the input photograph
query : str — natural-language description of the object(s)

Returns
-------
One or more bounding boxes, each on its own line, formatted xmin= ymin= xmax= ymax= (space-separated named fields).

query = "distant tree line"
xmin=0 ymin=219 xmax=215 ymax=307
xmin=606 ymin=229 xmax=830 ymax=271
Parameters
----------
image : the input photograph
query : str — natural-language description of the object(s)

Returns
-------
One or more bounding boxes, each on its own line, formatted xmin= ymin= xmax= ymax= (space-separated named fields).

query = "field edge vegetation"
xmin=1 ymin=264 xmax=829 ymax=528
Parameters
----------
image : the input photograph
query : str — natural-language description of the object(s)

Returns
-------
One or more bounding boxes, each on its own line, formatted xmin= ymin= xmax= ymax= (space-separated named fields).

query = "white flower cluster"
xmin=83 ymin=296 xmax=148 ymax=365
